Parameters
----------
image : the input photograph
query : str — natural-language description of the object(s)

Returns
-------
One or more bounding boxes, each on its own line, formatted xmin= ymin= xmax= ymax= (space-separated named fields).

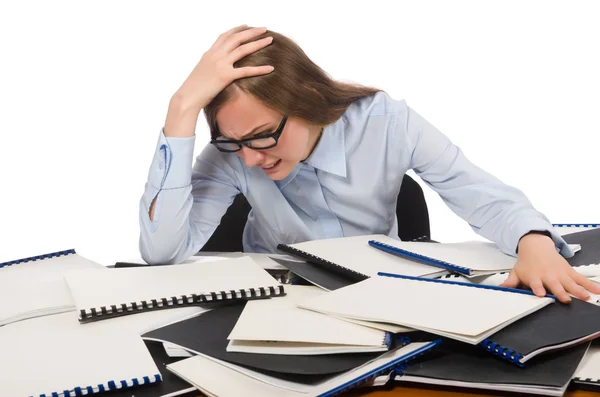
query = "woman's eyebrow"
xmin=239 ymin=122 xmax=272 ymax=139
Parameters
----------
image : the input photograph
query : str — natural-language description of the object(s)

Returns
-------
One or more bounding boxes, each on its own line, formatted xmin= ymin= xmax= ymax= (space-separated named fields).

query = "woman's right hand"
xmin=173 ymin=25 xmax=274 ymax=113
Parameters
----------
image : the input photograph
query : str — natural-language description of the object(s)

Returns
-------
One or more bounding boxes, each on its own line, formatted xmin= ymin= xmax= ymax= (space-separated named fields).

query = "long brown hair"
xmin=204 ymin=29 xmax=382 ymax=139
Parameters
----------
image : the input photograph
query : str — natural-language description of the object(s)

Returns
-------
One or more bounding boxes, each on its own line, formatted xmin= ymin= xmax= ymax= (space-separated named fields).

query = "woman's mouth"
xmin=262 ymin=159 xmax=282 ymax=173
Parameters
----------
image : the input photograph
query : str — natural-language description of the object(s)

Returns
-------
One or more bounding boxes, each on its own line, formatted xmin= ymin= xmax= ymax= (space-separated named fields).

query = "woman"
xmin=139 ymin=25 xmax=598 ymax=303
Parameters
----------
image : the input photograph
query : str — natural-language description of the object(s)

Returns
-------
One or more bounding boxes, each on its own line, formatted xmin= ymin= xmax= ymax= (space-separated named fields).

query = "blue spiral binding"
xmin=377 ymin=271 xmax=557 ymax=299
xmin=35 ymin=374 xmax=161 ymax=397
xmin=368 ymin=240 xmax=472 ymax=276
xmin=480 ymin=338 xmax=525 ymax=367
xmin=317 ymin=339 xmax=442 ymax=397
xmin=1 ymin=249 xmax=76 ymax=269
xmin=552 ymin=223 xmax=600 ymax=227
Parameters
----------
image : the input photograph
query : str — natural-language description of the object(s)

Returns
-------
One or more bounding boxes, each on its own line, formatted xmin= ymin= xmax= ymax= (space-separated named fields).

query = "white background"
xmin=1 ymin=0 xmax=598 ymax=265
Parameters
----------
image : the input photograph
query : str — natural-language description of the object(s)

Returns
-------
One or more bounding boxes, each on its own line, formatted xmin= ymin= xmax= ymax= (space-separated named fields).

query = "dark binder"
xmin=479 ymin=297 xmax=600 ymax=366
xmin=142 ymin=302 xmax=393 ymax=376
xmin=396 ymin=336 xmax=589 ymax=395
xmin=269 ymin=256 xmax=355 ymax=291
xmin=561 ymin=227 xmax=600 ymax=268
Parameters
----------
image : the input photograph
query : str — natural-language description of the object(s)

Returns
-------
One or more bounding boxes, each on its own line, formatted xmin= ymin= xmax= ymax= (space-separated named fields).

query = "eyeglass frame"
xmin=210 ymin=116 xmax=288 ymax=153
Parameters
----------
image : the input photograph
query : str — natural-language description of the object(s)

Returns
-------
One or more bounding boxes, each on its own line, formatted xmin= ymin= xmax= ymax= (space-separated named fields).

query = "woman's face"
xmin=215 ymin=88 xmax=321 ymax=181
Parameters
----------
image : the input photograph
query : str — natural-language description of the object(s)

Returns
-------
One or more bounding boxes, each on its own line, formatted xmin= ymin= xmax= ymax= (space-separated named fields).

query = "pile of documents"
xmin=1 ymin=226 xmax=599 ymax=397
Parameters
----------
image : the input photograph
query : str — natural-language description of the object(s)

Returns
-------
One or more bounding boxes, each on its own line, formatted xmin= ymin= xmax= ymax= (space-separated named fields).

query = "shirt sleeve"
xmin=138 ymin=129 xmax=241 ymax=265
xmin=398 ymin=104 xmax=572 ymax=258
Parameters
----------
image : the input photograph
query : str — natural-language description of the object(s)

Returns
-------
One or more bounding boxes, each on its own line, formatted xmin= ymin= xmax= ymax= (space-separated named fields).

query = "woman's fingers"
xmin=222 ymin=26 xmax=268 ymax=53
xmin=559 ymin=274 xmax=590 ymax=301
xmin=213 ymin=24 xmax=249 ymax=48
xmin=527 ymin=276 xmax=547 ymax=298
xmin=541 ymin=275 xmax=571 ymax=303
xmin=232 ymin=65 xmax=275 ymax=80
xmin=228 ymin=36 xmax=273 ymax=63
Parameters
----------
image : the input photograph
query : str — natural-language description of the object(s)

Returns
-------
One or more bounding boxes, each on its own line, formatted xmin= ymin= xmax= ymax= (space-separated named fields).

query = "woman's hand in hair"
xmin=172 ymin=25 xmax=274 ymax=113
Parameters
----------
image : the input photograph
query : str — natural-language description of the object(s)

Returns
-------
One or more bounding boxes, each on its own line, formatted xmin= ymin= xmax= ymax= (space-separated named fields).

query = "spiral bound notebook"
xmin=64 ymin=256 xmax=285 ymax=322
xmin=553 ymin=223 xmax=600 ymax=236
xmin=226 ymin=285 xmax=392 ymax=355
xmin=394 ymin=337 xmax=590 ymax=397
xmin=298 ymin=273 xmax=554 ymax=345
xmin=277 ymin=234 xmax=448 ymax=282
xmin=436 ymin=226 xmax=600 ymax=285
xmin=166 ymin=340 xmax=440 ymax=397
xmin=367 ymin=239 xmax=579 ymax=277
xmin=108 ymin=340 xmax=196 ymax=397
xmin=477 ymin=297 xmax=600 ymax=366
xmin=0 ymin=311 xmax=161 ymax=397
xmin=0 ymin=248 xmax=104 ymax=326
xmin=572 ymin=341 xmax=600 ymax=391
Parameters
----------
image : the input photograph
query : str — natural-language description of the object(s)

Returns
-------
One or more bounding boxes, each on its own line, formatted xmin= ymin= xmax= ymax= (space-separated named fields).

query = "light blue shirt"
xmin=139 ymin=92 xmax=571 ymax=265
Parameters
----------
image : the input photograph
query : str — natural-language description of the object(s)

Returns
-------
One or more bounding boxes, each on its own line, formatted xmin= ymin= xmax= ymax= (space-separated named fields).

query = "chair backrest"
xmin=200 ymin=174 xmax=430 ymax=252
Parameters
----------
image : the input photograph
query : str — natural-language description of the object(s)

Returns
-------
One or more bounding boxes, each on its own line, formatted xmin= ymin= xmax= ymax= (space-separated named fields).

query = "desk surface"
xmin=346 ymin=386 xmax=598 ymax=396
xmin=192 ymin=385 xmax=599 ymax=396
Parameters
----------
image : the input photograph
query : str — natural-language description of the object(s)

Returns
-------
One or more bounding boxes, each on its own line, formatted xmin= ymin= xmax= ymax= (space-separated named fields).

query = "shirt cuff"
xmin=510 ymin=216 xmax=575 ymax=258
xmin=147 ymin=129 xmax=196 ymax=190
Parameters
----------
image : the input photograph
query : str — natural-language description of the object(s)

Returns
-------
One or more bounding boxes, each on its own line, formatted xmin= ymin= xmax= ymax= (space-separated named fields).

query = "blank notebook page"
xmin=227 ymin=285 xmax=387 ymax=347
xmin=0 ymin=312 xmax=160 ymax=397
xmin=285 ymin=234 xmax=445 ymax=277
xmin=298 ymin=276 xmax=553 ymax=344
xmin=65 ymin=256 xmax=281 ymax=317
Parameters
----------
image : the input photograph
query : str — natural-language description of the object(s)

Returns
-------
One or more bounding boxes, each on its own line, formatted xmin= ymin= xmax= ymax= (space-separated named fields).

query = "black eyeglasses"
xmin=210 ymin=116 xmax=288 ymax=153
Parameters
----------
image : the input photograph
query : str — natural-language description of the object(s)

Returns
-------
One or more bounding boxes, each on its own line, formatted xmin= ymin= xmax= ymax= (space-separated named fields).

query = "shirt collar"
xmin=303 ymin=119 xmax=347 ymax=178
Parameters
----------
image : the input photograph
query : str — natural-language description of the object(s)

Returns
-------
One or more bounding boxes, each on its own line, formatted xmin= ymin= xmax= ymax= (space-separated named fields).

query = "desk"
xmin=191 ymin=385 xmax=599 ymax=397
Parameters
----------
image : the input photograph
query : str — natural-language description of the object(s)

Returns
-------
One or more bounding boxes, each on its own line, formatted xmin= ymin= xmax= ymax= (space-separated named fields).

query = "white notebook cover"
xmin=227 ymin=285 xmax=390 ymax=355
xmin=285 ymin=234 xmax=447 ymax=278
xmin=64 ymin=256 xmax=283 ymax=321
xmin=0 ymin=251 xmax=105 ymax=326
xmin=167 ymin=341 xmax=437 ymax=397
xmin=0 ymin=311 xmax=160 ymax=397
xmin=298 ymin=275 xmax=554 ymax=344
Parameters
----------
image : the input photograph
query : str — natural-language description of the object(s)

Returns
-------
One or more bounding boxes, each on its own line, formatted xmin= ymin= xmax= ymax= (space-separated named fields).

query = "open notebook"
xmin=367 ymin=239 xmax=581 ymax=277
xmin=394 ymin=337 xmax=590 ymax=397
xmin=297 ymin=273 xmax=554 ymax=345
xmin=0 ymin=311 xmax=161 ymax=397
xmin=0 ymin=249 xmax=104 ymax=326
xmin=166 ymin=340 xmax=440 ymax=397
xmin=64 ymin=256 xmax=285 ymax=322
xmin=142 ymin=303 xmax=385 ymax=376
xmin=227 ymin=285 xmax=392 ymax=355
xmin=277 ymin=234 xmax=447 ymax=282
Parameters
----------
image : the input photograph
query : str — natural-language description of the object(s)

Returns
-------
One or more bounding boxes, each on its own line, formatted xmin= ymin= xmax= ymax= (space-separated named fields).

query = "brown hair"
xmin=205 ymin=29 xmax=382 ymax=139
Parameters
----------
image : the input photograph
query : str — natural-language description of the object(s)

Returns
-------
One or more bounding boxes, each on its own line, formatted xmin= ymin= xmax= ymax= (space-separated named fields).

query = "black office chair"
xmin=200 ymin=174 xmax=431 ymax=252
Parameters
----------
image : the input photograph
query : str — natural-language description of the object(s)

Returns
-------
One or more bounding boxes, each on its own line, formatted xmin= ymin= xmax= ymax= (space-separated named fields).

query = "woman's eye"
xmin=254 ymin=131 xmax=273 ymax=138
